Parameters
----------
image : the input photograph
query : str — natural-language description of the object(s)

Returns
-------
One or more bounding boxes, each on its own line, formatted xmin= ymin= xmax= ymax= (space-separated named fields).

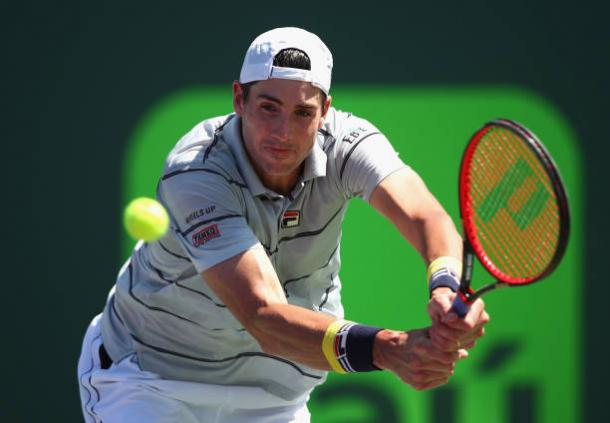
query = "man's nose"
xmin=271 ymin=115 xmax=290 ymax=140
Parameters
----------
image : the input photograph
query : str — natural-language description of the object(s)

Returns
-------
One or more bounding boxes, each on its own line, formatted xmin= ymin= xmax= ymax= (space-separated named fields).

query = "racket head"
xmin=459 ymin=119 xmax=570 ymax=285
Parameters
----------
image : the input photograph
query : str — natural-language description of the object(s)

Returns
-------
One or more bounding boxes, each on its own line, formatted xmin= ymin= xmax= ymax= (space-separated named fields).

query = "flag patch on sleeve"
xmin=281 ymin=210 xmax=301 ymax=228
xmin=192 ymin=224 xmax=221 ymax=247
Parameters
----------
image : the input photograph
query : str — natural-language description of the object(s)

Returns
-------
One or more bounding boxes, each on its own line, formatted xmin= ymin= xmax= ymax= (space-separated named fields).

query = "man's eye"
xmin=261 ymin=104 xmax=276 ymax=112
xmin=296 ymin=110 xmax=312 ymax=118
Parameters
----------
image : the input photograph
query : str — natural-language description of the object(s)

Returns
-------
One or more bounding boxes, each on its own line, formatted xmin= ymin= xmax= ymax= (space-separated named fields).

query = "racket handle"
xmin=450 ymin=292 xmax=471 ymax=317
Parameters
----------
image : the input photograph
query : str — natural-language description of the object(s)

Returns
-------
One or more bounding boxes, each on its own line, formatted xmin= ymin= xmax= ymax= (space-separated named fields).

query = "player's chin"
xmin=262 ymin=158 xmax=300 ymax=176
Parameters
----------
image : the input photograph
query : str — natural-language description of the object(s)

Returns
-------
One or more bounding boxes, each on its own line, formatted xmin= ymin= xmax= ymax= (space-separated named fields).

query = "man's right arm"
xmin=202 ymin=245 xmax=465 ymax=390
xmin=203 ymin=245 xmax=335 ymax=370
xmin=159 ymin=159 xmax=462 ymax=389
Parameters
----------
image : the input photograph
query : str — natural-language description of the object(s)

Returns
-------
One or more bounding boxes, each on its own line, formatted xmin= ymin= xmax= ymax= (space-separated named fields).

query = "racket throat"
xmin=462 ymin=281 xmax=508 ymax=304
xmin=458 ymin=287 xmax=476 ymax=304
xmin=459 ymin=244 xmax=476 ymax=304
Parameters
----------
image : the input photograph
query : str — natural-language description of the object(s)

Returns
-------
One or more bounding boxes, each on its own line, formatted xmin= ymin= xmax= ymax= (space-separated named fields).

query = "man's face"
xmin=233 ymin=78 xmax=330 ymax=193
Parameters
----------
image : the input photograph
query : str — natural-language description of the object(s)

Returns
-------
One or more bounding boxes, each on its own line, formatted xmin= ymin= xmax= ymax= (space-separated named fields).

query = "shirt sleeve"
xmin=336 ymin=119 xmax=408 ymax=201
xmin=157 ymin=170 xmax=261 ymax=273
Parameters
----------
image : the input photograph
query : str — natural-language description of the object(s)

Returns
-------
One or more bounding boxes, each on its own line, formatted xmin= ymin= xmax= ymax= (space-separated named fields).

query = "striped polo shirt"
xmin=100 ymin=107 xmax=408 ymax=405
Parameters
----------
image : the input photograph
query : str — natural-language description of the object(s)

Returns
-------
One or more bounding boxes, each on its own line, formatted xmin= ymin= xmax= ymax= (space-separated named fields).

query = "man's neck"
xmin=258 ymin=166 xmax=303 ymax=196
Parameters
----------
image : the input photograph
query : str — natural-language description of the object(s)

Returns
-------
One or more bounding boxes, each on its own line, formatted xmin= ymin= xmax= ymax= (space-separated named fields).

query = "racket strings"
xmin=472 ymin=185 xmax=537 ymax=274
xmin=468 ymin=164 xmax=530 ymax=273
xmin=472 ymin=137 xmax=559 ymax=264
xmin=472 ymin=151 xmax=557 ymax=278
xmin=485 ymin=128 xmax=561 ymax=242
xmin=466 ymin=126 xmax=561 ymax=281
xmin=476 ymin=129 xmax=559 ymax=275
xmin=469 ymin=141 xmax=546 ymax=275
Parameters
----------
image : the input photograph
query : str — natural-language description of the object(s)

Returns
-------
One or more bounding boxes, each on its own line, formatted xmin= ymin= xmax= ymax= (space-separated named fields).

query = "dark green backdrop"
xmin=3 ymin=1 xmax=608 ymax=421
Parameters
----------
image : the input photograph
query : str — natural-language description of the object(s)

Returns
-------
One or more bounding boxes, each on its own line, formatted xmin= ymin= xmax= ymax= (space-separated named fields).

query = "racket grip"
xmin=450 ymin=293 xmax=471 ymax=318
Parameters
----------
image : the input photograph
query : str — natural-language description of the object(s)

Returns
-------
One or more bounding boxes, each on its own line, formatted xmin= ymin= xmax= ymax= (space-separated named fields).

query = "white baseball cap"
xmin=239 ymin=27 xmax=333 ymax=95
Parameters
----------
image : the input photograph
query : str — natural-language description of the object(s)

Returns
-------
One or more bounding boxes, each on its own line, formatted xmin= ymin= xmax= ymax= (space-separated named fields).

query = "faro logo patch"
xmin=192 ymin=224 xmax=221 ymax=247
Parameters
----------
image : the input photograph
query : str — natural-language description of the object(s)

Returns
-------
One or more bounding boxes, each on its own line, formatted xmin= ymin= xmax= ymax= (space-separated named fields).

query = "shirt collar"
xmin=303 ymin=134 xmax=328 ymax=182
xmin=220 ymin=115 xmax=268 ymax=197
xmin=220 ymin=114 xmax=327 ymax=198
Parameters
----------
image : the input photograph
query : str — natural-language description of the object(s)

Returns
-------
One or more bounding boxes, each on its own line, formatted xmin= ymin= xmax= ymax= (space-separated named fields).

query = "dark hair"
xmin=240 ymin=48 xmax=327 ymax=108
xmin=273 ymin=48 xmax=312 ymax=70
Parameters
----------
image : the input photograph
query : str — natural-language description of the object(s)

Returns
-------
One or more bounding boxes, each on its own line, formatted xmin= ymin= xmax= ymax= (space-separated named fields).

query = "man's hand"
xmin=427 ymin=287 xmax=490 ymax=351
xmin=372 ymin=328 xmax=467 ymax=391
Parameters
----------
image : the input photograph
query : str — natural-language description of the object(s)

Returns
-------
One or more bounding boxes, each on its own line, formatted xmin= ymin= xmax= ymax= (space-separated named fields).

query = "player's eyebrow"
xmin=257 ymin=94 xmax=283 ymax=104
xmin=257 ymin=94 xmax=318 ymax=110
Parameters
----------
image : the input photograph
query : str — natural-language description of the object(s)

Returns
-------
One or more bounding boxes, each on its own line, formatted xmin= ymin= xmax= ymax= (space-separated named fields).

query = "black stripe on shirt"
xmin=318 ymin=127 xmax=332 ymax=138
xmin=283 ymin=243 xmax=340 ymax=297
xmin=263 ymin=242 xmax=278 ymax=257
xmin=158 ymin=241 xmax=190 ymax=261
xmin=282 ymin=274 xmax=308 ymax=298
xmin=215 ymin=114 xmax=236 ymax=134
xmin=149 ymin=264 xmax=228 ymax=308
xmin=130 ymin=334 xmax=323 ymax=380
xmin=318 ymin=277 xmax=336 ymax=309
xmin=207 ymin=327 xmax=246 ymax=332
xmin=88 ymin=371 xmax=102 ymax=421
xmin=179 ymin=214 xmax=241 ymax=236
xmin=202 ymin=133 xmax=220 ymax=164
xmin=147 ymin=249 xmax=230 ymax=309
xmin=174 ymin=281 xmax=227 ymax=308
xmin=162 ymin=168 xmax=247 ymax=188
xmin=110 ymin=295 xmax=125 ymax=326
xmin=153 ymin=266 xmax=174 ymax=284
xmin=202 ymin=114 xmax=235 ymax=163
xmin=80 ymin=335 xmax=102 ymax=422
xmin=127 ymin=263 xmax=200 ymax=325
xmin=277 ymin=206 xmax=344 ymax=245
xmin=339 ymin=131 xmax=381 ymax=180
xmin=319 ymin=129 xmax=336 ymax=152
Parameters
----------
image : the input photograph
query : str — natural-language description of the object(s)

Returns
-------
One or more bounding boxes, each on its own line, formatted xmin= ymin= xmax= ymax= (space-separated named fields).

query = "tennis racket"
xmin=451 ymin=118 xmax=570 ymax=317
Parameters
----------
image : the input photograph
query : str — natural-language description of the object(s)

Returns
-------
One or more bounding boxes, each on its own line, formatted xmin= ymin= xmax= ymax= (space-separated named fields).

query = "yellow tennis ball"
xmin=123 ymin=197 xmax=170 ymax=241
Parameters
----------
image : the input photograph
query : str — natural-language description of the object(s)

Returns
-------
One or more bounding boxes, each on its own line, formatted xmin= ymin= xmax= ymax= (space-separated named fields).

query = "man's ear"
xmin=233 ymin=81 xmax=244 ymax=116
xmin=318 ymin=95 xmax=332 ymax=128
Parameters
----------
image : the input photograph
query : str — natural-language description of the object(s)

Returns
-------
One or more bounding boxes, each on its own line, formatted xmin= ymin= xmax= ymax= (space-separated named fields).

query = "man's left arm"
xmin=369 ymin=167 xmax=489 ymax=352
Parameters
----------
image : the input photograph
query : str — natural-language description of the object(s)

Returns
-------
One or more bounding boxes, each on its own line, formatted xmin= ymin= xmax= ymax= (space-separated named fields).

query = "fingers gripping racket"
xmin=451 ymin=119 xmax=570 ymax=317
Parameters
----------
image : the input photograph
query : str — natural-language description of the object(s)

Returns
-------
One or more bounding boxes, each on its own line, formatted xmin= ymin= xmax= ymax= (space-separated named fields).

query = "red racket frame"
xmin=457 ymin=119 xmax=570 ymax=299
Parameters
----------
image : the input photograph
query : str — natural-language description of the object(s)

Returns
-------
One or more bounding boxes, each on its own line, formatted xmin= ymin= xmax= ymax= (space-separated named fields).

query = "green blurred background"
xmin=3 ymin=1 xmax=608 ymax=421
xmin=125 ymin=87 xmax=581 ymax=423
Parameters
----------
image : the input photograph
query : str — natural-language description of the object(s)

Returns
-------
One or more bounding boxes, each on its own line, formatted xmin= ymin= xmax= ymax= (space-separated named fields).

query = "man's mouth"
xmin=265 ymin=144 xmax=294 ymax=157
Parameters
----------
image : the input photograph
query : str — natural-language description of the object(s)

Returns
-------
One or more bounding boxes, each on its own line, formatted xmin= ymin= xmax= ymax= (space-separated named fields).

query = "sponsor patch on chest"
xmin=281 ymin=210 xmax=301 ymax=228
xmin=192 ymin=224 xmax=221 ymax=247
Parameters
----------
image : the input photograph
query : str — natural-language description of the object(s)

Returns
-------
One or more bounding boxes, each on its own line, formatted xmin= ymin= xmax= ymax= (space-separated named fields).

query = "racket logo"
xmin=458 ymin=118 xmax=568 ymax=288
xmin=478 ymin=158 xmax=551 ymax=231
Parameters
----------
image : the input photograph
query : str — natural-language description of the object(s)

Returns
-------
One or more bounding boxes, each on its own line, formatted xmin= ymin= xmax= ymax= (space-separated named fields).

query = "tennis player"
xmin=77 ymin=27 xmax=489 ymax=423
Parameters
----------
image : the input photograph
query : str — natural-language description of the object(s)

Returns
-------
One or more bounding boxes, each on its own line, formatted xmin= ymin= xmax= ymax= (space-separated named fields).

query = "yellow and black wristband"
xmin=427 ymin=256 xmax=462 ymax=295
xmin=322 ymin=319 xmax=382 ymax=373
